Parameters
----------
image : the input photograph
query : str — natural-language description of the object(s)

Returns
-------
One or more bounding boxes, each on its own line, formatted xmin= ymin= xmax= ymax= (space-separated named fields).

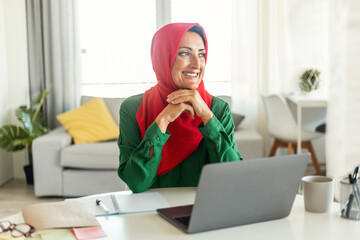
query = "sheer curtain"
xmin=26 ymin=0 xmax=80 ymax=129
xmin=258 ymin=0 xmax=294 ymax=95
xmin=327 ymin=0 xmax=360 ymax=200
xmin=231 ymin=0 xmax=293 ymax=155
xmin=231 ymin=0 xmax=259 ymax=128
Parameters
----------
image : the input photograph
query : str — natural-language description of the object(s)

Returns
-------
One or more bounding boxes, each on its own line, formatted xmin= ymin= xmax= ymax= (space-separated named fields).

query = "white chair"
xmin=261 ymin=94 xmax=323 ymax=175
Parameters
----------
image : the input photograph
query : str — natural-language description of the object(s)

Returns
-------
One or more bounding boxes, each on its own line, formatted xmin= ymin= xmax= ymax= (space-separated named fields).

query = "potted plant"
xmin=0 ymin=86 xmax=51 ymax=184
xmin=299 ymin=69 xmax=321 ymax=94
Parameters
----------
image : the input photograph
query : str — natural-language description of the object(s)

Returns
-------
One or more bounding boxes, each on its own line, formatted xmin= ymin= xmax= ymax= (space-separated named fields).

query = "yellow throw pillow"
xmin=57 ymin=98 xmax=119 ymax=144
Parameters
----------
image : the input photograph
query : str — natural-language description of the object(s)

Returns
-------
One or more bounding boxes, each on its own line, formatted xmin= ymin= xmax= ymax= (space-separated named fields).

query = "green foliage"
xmin=299 ymin=69 xmax=321 ymax=93
xmin=0 ymin=125 xmax=29 ymax=151
xmin=0 ymin=85 xmax=51 ymax=157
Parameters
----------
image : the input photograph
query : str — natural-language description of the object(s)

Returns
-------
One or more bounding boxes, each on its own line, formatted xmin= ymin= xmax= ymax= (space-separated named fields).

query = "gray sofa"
xmin=32 ymin=96 xmax=263 ymax=197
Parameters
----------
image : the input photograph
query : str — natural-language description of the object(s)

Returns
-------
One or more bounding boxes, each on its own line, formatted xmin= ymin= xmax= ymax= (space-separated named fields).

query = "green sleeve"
xmin=199 ymin=97 xmax=243 ymax=163
xmin=117 ymin=95 xmax=170 ymax=193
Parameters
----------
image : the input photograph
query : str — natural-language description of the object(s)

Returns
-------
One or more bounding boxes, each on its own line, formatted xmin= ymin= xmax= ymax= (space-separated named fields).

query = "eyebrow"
xmin=179 ymin=46 xmax=206 ymax=52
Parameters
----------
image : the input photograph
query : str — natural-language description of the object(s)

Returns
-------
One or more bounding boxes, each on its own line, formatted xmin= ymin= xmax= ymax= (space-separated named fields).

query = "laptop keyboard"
xmin=174 ymin=215 xmax=191 ymax=227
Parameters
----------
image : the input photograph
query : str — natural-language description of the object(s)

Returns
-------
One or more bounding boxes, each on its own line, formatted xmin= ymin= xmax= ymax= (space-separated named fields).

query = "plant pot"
xmin=23 ymin=165 xmax=34 ymax=185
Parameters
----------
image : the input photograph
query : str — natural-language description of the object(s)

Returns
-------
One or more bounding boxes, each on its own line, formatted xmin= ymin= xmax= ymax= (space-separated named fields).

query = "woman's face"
xmin=171 ymin=31 xmax=206 ymax=90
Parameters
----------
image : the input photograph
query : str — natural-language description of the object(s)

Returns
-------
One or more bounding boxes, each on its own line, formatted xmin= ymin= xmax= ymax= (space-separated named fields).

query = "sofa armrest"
xmin=32 ymin=127 xmax=72 ymax=196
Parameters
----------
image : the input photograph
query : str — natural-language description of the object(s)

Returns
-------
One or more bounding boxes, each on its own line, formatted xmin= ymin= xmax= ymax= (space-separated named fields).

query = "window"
xmin=171 ymin=0 xmax=233 ymax=96
xmin=79 ymin=0 xmax=157 ymax=97
xmin=79 ymin=0 xmax=233 ymax=97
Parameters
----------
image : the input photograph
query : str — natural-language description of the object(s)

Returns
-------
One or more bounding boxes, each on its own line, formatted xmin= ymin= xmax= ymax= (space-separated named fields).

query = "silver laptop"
xmin=157 ymin=153 xmax=310 ymax=234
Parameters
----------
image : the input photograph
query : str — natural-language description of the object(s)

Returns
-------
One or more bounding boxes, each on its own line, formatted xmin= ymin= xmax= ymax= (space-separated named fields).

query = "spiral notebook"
xmin=66 ymin=191 xmax=169 ymax=216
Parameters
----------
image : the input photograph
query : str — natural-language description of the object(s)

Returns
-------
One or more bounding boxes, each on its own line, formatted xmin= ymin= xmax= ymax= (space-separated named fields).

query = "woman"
xmin=118 ymin=23 xmax=242 ymax=193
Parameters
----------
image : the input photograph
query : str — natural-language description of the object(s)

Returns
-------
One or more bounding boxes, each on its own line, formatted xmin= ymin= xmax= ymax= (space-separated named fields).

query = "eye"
xmin=199 ymin=52 xmax=206 ymax=58
xmin=178 ymin=51 xmax=191 ymax=58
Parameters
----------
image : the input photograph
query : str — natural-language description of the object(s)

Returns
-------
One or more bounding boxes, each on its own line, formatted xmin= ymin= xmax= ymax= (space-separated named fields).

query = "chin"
xmin=183 ymin=84 xmax=199 ymax=90
xmin=176 ymin=78 xmax=201 ymax=90
xmin=185 ymin=81 xmax=200 ymax=90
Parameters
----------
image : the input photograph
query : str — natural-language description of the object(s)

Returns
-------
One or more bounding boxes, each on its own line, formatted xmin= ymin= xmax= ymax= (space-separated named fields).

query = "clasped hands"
xmin=155 ymin=89 xmax=214 ymax=133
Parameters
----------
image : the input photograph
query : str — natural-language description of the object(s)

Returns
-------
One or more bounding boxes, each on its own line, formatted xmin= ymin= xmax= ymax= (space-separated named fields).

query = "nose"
xmin=190 ymin=54 xmax=201 ymax=69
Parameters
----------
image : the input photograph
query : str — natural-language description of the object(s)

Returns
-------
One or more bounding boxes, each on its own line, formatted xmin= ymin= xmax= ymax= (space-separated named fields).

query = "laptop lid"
xmin=157 ymin=153 xmax=310 ymax=234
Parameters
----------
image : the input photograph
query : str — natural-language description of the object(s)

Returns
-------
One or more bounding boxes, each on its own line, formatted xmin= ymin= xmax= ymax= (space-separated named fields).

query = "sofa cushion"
xmin=232 ymin=113 xmax=245 ymax=130
xmin=57 ymin=98 xmax=119 ymax=144
xmin=61 ymin=141 xmax=119 ymax=169
xmin=81 ymin=96 xmax=126 ymax=126
xmin=216 ymin=95 xmax=245 ymax=129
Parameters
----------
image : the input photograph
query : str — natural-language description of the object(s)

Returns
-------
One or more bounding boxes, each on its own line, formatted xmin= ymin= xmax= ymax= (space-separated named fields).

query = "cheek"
xmin=170 ymin=67 xmax=182 ymax=88
xmin=200 ymin=59 xmax=206 ymax=68
xmin=200 ymin=63 xmax=206 ymax=75
xmin=173 ymin=63 xmax=187 ymax=78
xmin=171 ymin=60 xmax=183 ymax=75
xmin=171 ymin=67 xmax=181 ymax=81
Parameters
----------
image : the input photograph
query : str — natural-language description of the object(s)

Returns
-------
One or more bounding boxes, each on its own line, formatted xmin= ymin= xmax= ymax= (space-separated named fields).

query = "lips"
xmin=183 ymin=72 xmax=198 ymax=77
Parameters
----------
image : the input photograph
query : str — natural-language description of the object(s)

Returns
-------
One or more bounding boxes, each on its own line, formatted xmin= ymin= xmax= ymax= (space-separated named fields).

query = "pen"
xmin=96 ymin=199 xmax=109 ymax=214
xmin=353 ymin=167 xmax=359 ymax=183
xmin=346 ymin=193 xmax=354 ymax=218
xmin=110 ymin=193 xmax=121 ymax=213
xmin=352 ymin=168 xmax=360 ymax=219
xmin=348 ymin=174 xmax=360 ymax=209
xmin=354 ymin=168 xmax=360 ymax=204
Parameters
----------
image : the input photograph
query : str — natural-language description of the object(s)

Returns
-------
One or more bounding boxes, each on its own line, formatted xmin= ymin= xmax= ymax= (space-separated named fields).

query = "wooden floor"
xmin=0 ymin=163 xmax=325 ymax=220
xmin=0 ymin=179 xmax=64 ymax=220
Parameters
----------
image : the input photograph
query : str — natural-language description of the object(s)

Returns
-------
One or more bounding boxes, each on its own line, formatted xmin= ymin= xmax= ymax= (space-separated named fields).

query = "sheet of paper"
xmin=22 ymin=201 xmax=99 ymax=230
xmin=66 ymin=192 xmax=131 ymax=216
xmin=66 ymin=191 xmax=169 ymax=216
xmin=72 ymin=226 xmax=107 ymax=240
xmin=114 ymin=192 xmax=169 ymax=213
xmin=40 ymin=229 xmax=76 ymax=240
xmin=0 ymin=232 xmax=24 ymax=240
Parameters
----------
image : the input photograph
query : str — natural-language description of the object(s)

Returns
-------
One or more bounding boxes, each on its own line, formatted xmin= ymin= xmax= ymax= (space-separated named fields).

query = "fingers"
xmin=168 ymin=89 xmax=210 ymax=117
xmin=168 ymin=102 xmax=195 ymax=120
xmin=167 ymin=96 xmax=192 ymax=105
xmin=156 ymin=99 xmax=211 ymax=133
xmin=182 ymin=103 xmax=195 ymax=119
xmin=162 ymin=102 xmax=195 ymax=123
xmin=167 ymin=89 xmax=198 ymax=104
xmin=167 ymin=89 xmax=213 ymax=125
xmin=156 ymin=102 xmax=195 ymax=133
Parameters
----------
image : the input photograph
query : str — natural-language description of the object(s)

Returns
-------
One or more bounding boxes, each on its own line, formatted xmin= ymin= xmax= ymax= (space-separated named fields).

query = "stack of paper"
xmin=22 ymin=201 xmax=108 ymax=239
xmin=22 ymin=201 xmax=100 ymax=230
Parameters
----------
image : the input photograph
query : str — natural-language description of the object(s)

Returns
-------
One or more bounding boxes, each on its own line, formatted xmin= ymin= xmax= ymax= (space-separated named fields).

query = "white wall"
xmin=327 ymin=0 xmax=360 ymax=200
xmin=0 ymin=0 xmax=30 ymax=182
xmin=288 ymin=0 xmax=329 ymax=95
xmin=0 ymin=0 xmax=13 ymax=186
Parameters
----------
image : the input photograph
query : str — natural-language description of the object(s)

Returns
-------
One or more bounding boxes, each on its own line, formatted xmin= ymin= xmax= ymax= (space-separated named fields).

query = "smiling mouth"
xmin=183 ymin=72 xmax=198 ymax=77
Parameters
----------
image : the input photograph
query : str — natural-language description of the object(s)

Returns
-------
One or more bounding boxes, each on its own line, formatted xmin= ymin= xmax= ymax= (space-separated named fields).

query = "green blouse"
xmin=117 ymin=94 xmax=243 ymax=193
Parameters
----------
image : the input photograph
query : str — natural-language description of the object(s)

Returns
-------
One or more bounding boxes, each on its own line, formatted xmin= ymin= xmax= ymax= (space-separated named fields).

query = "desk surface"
xmin=286 ymin=94 xmax=327 ymax=107
xmin=3 ymin=187 xmax=360 ymax=239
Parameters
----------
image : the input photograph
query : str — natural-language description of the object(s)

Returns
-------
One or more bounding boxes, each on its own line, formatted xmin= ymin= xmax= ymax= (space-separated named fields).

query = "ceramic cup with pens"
xmin=301 ymin=176 xmax=335 ymax=213
xmin=340 ymin=177 xmax=360 ymax=220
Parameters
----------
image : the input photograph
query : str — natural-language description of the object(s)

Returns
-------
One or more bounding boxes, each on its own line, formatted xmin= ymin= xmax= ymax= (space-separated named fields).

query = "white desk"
xmin=3 ymin=187 xmax=360 ymax=239
xmin=286 ymin=95 xmax=327 ymax=154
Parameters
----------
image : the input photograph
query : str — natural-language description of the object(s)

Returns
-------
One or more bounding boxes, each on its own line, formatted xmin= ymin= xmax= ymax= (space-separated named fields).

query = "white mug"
xmin=302 ymin=176 xmax=335 ymax=213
